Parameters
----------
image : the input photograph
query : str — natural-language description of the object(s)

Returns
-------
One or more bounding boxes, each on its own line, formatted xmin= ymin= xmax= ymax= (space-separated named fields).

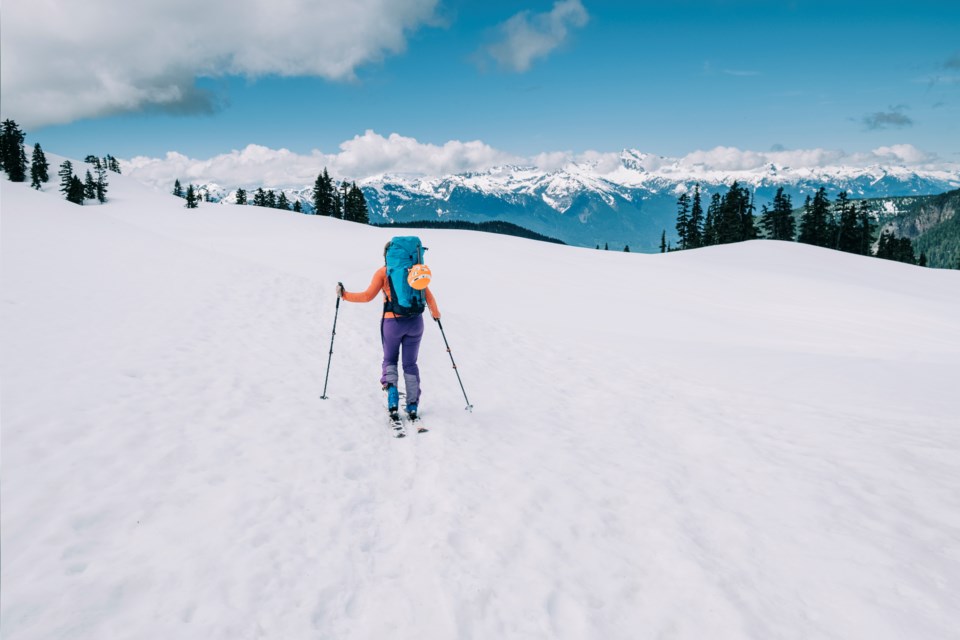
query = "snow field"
xmin=2 ymin=170 xmax=960 ymax=639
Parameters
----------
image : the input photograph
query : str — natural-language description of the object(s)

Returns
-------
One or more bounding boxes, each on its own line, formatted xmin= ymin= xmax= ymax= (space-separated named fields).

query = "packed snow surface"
xmin=3 ymin=168 xmax=960 ymax=639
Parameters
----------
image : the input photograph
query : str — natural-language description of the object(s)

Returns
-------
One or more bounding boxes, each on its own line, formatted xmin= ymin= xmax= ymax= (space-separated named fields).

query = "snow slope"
xmin=3 ymin=167 xmax=960 ymax=639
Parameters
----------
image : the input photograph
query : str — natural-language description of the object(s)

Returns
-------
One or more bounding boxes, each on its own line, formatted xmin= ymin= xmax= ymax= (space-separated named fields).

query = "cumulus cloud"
xmin=862 ymin=106 xmax=914 ymax=130
xmin=123 ymin=133 xmax=948 ymax=192
xmin=124 ymin=131 xmax=519 ymax=189
xmin=0 ymin=0 xmax=440 ymax=128
xmin=483 ymin=0 xmax=589 ymax=72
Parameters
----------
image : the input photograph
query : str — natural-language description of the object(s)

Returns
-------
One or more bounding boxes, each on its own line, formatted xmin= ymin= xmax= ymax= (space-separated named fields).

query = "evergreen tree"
xmin=604 ymin=242 xmax=609 ymax=250
xmin=313 ymin=168 xmax=336 ymax=216
xmin=876 ymin=230 xmax=916 ymax=264
xmin=343 ymin=182 xmax=369 ymax=223
xmin=95 ymin=163 xmax=108 ymax=203
xmin=759 ymin=204 xmax=774 ymax=238
xmin=173 ymin=179 xmax=184 ymax=198
xmin=293 ymin=200 xmax=302 ymax=213
xmin=58 ymin=160 xmax=74 ymax=196
xmin=30 ymin=143 xmax=49 ymax=189
xmin=703 ymin=192 xmax=722 ymax=246
xmin=277 ymin=192 xmax=290 ymax=210
xmin=105 ymin=154 xmax=121 ymax=173
xmin=834 ymin=191 xmax=859 ymax=253
xmin=66 ymin=176 xmax=85 ymax=204
xmin=716 ymin=182 xmax=751 ymax=244
xmin=741 ymin=190 xmax=758 ymax=241
xmin=771 ymin=187 xmax=795 ymax=241
xmin=185 ymin=184 xmax=199 ymax=208
xmin=687 ymin=184 xmax=704 ymax=248
xmin=799 ymin=188 xmax=831 ymax=247
xmin=235 ymin=187 xmax=247 ymax=205
xmin=1 ymin=119 xmax=28 ymax=182
xmin=333 ymin=182 xmax=344 ymax=219
xmin=253 ymin=188 xmax=266 ymax=207
xmin=84 ymin=155 xmax=101 ymax=168
xmin=84 ymin=170 xmax=97 ymax=199
xmin=675 ymin=192 xmax=690 ymax=250
xmin=623 ymin=245 xmax=630 ymax=252
xmin=919 ymin=251 xmax=928 ymax=267
xmin=265 ymin=189 xmax=277 ymax=209
xmin=856 ymin=201 xmax=876 ymax=256
xmin=659 ymin=230 xmax=666 ymax=253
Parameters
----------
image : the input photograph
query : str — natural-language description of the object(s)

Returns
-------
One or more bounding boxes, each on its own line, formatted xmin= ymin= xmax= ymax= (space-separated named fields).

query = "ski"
xmin=407 ymin=412 xmax=428 ymax=434
xmin=388 ymin=408 xmax=406 ymax=438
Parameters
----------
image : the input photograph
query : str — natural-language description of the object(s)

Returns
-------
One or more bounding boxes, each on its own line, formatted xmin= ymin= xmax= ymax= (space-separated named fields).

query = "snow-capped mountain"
xmin=198 ymin=151 xmax=960 ymax=251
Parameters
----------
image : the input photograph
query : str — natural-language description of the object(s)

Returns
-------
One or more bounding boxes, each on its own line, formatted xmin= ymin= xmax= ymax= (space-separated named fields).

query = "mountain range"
xmin=196 ymin=150 xmax=960 ymax=252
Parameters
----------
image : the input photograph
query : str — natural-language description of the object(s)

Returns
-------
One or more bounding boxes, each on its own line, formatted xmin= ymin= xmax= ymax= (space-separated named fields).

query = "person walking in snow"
xmin=337 ymin=238 xmax=440 ymax=422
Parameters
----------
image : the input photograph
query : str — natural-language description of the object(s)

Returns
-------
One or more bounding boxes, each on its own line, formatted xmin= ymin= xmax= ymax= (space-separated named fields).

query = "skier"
xmin=337 ymin=240 xmax=440 ymax=423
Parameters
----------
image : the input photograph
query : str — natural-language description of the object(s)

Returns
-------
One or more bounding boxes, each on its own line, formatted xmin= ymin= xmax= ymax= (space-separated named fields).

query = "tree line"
xmin=171 ymin=167 xmax=370 ymax=223
xmin=2 ymin=118 xmax=118 ymax=205
xmin=667 ymin=182 xmax=938 ymax=267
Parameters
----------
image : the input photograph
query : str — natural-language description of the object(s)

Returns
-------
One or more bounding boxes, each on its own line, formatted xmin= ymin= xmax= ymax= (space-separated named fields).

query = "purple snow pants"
xmin=380 ymin=315 xmax=424 ymax=404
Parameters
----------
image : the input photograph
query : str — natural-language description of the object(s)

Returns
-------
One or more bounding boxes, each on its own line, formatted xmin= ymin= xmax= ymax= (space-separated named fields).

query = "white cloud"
xmin=124 ymin=131 xmax=518 ymax=189
xmin=122 ymin=135 xmax=950 ymax=191
xmin=673 ymin=145 xmax=941 ymax=172
xmin=0 ymin=0 xmax=440 ymax=128
xmin=483 ymin=0 xmax=588 ymax=72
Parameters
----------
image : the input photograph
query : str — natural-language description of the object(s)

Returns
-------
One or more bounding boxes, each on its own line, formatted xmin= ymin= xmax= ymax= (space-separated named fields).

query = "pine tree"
xmin=84 ymin=155 xmax=101 ymax=167
xmin=799 ymin=188 xmax=831 ymax=247
xmin=716 ymin=182 xmax=750 ymax=244
xmin=343 ymin=182 xmax=369 ymax=223
xmin=30 ymin=143 xmax=49 ymax=189
xmin=687 ymin=184 xmax=704 ymax=248
xmin=185 ymin=184 xmax=199 ymax=208
xmin=1 ymin=119 xmax=28 ymax=182
xmin=918 ymin=251 xmax=928 ymax=267
xmin=623 ymin=245 xmax=630 ymax=252
xmin=277 ymin=192 xmax=290 ymax=210
xmin=604 ymin=242 xmax=609 ymax=250
xmin=235 ymin=187 xmax=247 ymax=205
xmin=333 ymin=182 xmax=344 ymax=219
xmin=173 ymin=179 xmax=184 ymax=197
xmin=313 ymin=168 xmax=336 ymax=216
xmin=876 ymin=230 xmax=916 ymax=264
xmin=95 ymin=163 xmax=108 ymax=203
xmin=253 ymin=188 xmax=266 ymax=207
xmin=105 ymin=154 xmax=121 ymax=173
xmin=58 ymin=160 xmax=74 ymax=196
xmin=293 ymin=200 xmax=302 ymax=213
xmin=675 ymin=192 xmax=690 ymax=250
xmin=760 ymin=204 xmax=774 ymax=238
xmin=66 ymin=176 xmax=85 ymax=204
xmin=703 ymin=193 xmax=721 ymax=246
xmin=857 ymin=201 xmax=876 ymax=256
xmin=265 ymin=190 xmax=277 ymax=209
xmin=659 ymin=231 xmax=666 ymax=253
xmin=84 ymin=170 xmax=97 ymax=199
xmin=741 ymin=189 xmax=758 ymax=241
xmin=834 ymin=191 xmax=859 ymax=253
xmin=771 ymin=187 xmax=795 ymax=241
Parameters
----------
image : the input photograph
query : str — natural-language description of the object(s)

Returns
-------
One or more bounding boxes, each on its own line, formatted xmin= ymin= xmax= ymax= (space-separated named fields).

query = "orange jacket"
xmin=342 ymin=266 xmax=440 ymax=320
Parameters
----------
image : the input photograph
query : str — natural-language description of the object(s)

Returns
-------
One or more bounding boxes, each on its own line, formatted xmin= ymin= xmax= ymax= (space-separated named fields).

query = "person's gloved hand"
xmin=336 ymin=282 xmax=344 ymax=298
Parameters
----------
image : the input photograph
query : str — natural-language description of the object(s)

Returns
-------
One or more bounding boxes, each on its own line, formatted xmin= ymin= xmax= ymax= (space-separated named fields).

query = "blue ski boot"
xmin=385 ymin=384 xmax=400 ymax=411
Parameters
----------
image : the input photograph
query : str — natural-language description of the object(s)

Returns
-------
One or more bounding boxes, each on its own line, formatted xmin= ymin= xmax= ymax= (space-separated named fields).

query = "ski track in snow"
xmin=3 ymin=175 xmax=960 ymax=639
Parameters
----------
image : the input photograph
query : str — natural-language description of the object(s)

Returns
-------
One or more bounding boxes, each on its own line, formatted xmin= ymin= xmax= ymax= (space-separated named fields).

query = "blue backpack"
xmin=384 ymin=236 xmax=426 ymax=317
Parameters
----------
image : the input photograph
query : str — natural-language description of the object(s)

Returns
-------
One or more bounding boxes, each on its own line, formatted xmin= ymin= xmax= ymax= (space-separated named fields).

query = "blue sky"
xmin=3 ymin=0 xmax=958 ymax=173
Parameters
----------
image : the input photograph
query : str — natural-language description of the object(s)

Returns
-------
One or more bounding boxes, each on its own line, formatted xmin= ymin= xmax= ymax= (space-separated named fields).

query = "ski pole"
xmin=320 ymin=285 xmax=342 ymax=399
xmin=435 ymin=318 xmax=473 ymax=412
